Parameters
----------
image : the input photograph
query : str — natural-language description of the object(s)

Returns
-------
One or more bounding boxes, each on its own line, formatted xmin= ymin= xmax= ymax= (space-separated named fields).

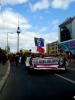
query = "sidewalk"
xmin=0 ymin=61 xmax=10 ymax=92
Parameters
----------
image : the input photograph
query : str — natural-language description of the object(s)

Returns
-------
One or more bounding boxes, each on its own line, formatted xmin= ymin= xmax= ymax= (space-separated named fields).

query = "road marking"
xmin=55 ymin=74 xmax=75 ymax=84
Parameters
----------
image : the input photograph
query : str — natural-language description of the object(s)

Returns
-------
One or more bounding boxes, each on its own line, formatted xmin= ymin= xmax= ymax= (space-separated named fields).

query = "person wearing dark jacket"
xmin=21 ymin=54 xmax=26 ymax=65
xmin=59 ymin=54 xmax=68 ymax=70
xmin=15 ymin=54 xmax=19 ymax=66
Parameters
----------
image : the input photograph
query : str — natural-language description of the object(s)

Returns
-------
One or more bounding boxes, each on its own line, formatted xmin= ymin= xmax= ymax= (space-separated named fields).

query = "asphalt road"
xmin=0 ymin=64 xmax=75 ymax=100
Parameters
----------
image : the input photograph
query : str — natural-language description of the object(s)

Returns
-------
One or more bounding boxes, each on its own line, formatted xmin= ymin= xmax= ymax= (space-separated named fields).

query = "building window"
xmin=60 ymin=26 xmax=71 ymax=42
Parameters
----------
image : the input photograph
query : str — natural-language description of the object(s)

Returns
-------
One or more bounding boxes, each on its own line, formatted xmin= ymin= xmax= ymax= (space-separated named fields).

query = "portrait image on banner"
xmin=34 ymin=38 xmax=44 ymax=47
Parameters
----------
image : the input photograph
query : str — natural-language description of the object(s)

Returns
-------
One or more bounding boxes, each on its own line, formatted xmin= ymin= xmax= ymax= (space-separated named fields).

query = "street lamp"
xmin=6 ymin=32 xmax=13 ymax=52
xmin=7 ymin=32 xmax=9 ymax=51
xmin=16 ymin=26 xmax=20 ymax=52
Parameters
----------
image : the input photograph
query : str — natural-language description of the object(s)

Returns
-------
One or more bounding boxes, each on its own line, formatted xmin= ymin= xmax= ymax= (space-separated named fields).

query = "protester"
xmin=21 ymin=53 xmax=26 ymax=65
xmin=15 ymin=54 xmax=19 ymax=66
xmin=0 ymin=48 xmax=8 ymax=64
xmin=59 ymin=53 xmax=68 ymax=70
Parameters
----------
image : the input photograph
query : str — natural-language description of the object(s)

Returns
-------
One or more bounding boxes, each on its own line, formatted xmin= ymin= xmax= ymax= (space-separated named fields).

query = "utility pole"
xmin=7 ymin=32 xmax=8 ymax=51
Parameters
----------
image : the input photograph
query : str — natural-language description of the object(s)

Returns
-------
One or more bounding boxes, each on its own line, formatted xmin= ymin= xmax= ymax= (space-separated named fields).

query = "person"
xmin=62 ymin=55 xmax=67 ymax=70
xmin=21 ymin=54 xmax=26 ymax=65
xmin=25 ymin=55 xmax=30 ymax=67
xmin=68 ymin=51 xmax=72 ymax=62
xmin=15 ymin=54 xmax=19 ymax=66
xmin=59 ymin=54 xmax=68 ymax=70
xmin=19 ymin=56 xmax=21 ymax=64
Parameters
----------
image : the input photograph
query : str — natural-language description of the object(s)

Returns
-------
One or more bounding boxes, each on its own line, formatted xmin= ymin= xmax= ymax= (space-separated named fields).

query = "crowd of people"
xmin=0 ymin=47 xmax=75 ymax=66
xmin=0 ymin=48 xmax=36 ymax=66
xmin=0 ymin=48 xmax=8 ymax=64
xmin=7 ymin=52 xmax=33 ymax=66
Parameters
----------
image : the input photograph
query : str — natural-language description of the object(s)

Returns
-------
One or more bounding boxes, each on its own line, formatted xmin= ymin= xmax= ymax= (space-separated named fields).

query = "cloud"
xmin=18 ymin=31 xmax=58 ymax=52
xmin=1 ymin=0 xmax=74 ymax=10
xmin=0 ymin=30 xmax=58 ymax=52
xmin=0 ymin=8 xmax=33 ymax=52
xmin=0 ymin=0 xmax=28 ymax=5
xmin=50 ymin=19 xmax=60 ymax=31
xmin=0 ymin=32 xmax=17 ymax=50
xmin=37 ymin=19 xmax=60 ymax=33
xmin=0 ymin=6 xmax=59 ymax=52
xmin=29 ymin=0 xmax=50 ymax=12
xmin=0 ymin=10 xmax=59 ymax=52
xmin=0 ymin=31 xmax=40 ymax=52
xmin=38 ymin=27 xmax=48 ymax=33
xmin=51 ymin=0 xmax=75 ymax=9
xmin=0 ymin=8 xmax=32 ymax=32
xmin=29 ymin=0 xmax=75 ymax=12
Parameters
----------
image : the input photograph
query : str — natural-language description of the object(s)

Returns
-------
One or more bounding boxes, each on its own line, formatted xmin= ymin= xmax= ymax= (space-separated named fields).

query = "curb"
xmin=0 ymin=61 xmax=10 ymax=92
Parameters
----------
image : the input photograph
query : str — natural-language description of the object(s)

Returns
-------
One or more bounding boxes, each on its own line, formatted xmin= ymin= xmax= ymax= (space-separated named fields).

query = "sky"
xmin=0 ymin=0 xmax=75 ymax=52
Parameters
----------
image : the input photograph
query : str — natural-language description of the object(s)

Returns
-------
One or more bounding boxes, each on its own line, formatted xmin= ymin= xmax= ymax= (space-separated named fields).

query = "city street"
xmin=0 ymin=64 xmax=75 ymax=100
xmin=0 ymin=1 xmax=75 ymax=100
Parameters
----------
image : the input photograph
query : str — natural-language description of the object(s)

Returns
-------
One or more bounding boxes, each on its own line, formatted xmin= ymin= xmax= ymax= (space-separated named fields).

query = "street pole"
xmin=6 ymin=32 xmax=13 ymax=52
xmin=7 ymin=32 xmax=8 ymax=51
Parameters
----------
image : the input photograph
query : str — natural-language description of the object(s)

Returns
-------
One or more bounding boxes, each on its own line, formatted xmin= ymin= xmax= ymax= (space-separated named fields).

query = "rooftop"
xmin=59 ymin=16 xmax=75 ymax=27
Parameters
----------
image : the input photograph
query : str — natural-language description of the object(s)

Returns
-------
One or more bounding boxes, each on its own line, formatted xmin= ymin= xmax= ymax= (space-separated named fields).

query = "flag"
xmin=34 ymin=38 xmax=44 ymax=47
xmin=37 ymin=47 xmax=45 ymax=53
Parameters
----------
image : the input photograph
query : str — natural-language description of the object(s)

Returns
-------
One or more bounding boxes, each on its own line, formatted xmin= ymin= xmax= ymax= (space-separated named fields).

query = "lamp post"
xmin=6 ymin=32 xmax=13 ymax=52
xmin=7 ymin=32 xmax=10 ymax=52
xmin=7 ymin=32 xmax=8 ymax=51
xmin=17 ymin=26 xmax=20 ymax=52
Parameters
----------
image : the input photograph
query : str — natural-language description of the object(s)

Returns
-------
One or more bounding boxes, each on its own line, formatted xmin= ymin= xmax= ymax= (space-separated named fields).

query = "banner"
xmin=37 ymin=47 xmax=45 ymax=53
xmin=34 ymin=38 xmax=44 ymax=47
xmin=59 ymin=39 xmax=75 ymax=55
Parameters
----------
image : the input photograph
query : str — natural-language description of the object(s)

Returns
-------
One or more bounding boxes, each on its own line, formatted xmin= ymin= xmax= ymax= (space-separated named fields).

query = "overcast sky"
xmin=0 ymin=0 xmax=75 ymax=52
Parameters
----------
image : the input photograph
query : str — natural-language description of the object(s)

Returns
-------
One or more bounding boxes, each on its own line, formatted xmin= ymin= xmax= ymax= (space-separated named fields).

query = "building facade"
xmin=59 ymin=17 xmax=75 ymax=42
xmin=46 ymin=41 xmax=58 ymax=55
xmin=59 ymin=17 xmax=75 ymax=56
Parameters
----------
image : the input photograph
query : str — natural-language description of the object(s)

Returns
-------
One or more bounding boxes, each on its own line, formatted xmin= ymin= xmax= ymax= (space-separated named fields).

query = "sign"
xmin=32 ymin=58 xmax=58 ymax=65
xmin=59 ymin=39 xmax=75 ymax=55
xmin=34 ymin=38 xmax=44 ymax=47
xmin=69 ymin=41 xmax=75 ymax=48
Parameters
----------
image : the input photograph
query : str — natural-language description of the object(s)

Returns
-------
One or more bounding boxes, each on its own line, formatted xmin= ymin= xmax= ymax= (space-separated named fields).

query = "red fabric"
xmin=37 ymin=47 xmax=45 ymax=53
